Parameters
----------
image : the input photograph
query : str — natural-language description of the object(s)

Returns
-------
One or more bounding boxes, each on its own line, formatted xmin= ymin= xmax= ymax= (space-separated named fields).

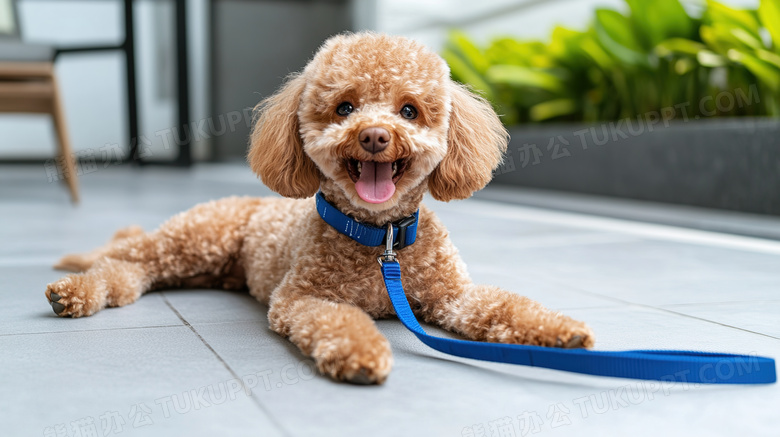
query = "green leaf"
xmin=486 ymin=39 xmax=553 ymax=68
xmin=697 ymin=50 xmax=727 ymax=67
xmin=706 ymin=1 xmax=761 ymax=38
xmin=757 ymin=48 xmax=780 ymax=68
xmin=485 ymin=39 xmax=528 ymax=67
xmin=674 ymin=57 xmax=696 ymax=74
xmin=595 ymin=9 xmax=643 ymax=52
xmin=548 ymin=26 xmax=585 ymax=61
xmin=625 ymin=0 xmax=695 ymax=49
xmin=758 ymin=0 xmax=780 ymax=52
xmin=579 ymin=34 xmax=614 ymax=70
xmin=486 ymin=65 xmax=566 ymax=93
xmin=593 ymin=9 xmax=649 ymax=66
xmin=447 ymin=31 xmax=491 ymax=74
xmin=730 ymin=27 xmax=764 ymax=49
xmin=728 ymin=49 xmax=780 ymax=90
xmin=701 ymin=23 xmax=760 ymax=54
xmin=529 ymin=98 xmax=578 ymax=121
xmin=655 ymin=38 xmax=708 ymax=57
xmin=442 ymin=48 xmax=494 ymax=101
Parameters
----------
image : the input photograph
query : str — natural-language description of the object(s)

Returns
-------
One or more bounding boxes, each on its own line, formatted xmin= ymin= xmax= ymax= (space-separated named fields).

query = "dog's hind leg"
xmin=45 ymin=197 xmax=262 ymax=317
xmin=46 ymin=257 xmax=152 ymax=317
xmin=54 ymin=225 xmax=146 ymax=272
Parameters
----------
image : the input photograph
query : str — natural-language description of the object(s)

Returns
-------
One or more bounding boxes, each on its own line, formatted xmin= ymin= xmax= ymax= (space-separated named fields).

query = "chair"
xmin=0 ymin=0 xmax=79 ymax=202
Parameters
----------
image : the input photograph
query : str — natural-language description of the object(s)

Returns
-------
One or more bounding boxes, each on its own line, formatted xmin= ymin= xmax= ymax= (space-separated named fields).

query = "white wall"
xmin=0 ymin=0 xmax=209 ymax=162
xmin=0 ymin=0 xmax=17 ymax=35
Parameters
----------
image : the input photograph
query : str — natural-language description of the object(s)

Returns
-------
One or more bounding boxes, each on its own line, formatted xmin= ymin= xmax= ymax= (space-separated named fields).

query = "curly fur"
xmin=45 ymin=33 xmax=594 ymax=384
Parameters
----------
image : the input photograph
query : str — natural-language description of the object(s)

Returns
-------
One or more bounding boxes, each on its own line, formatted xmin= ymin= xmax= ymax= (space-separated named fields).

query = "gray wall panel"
xmin=212 ymin=0 xmax=351 ymax=160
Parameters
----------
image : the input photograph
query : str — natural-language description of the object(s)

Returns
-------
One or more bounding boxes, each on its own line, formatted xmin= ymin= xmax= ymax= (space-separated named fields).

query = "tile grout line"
xmin=0 ymin=323 xmax=184 ymax=337
xmin=660 ymin=300 xmax=780 ymax=307
xmin=160 ymin=293 xmax=292 ymax=437
xmin=553 ymin=305 xmax=625 ymax=312
xmin=650 ymin=307 xmax=780 ymax=341
xmin=541 ymin=277 xmax=780 ymax=341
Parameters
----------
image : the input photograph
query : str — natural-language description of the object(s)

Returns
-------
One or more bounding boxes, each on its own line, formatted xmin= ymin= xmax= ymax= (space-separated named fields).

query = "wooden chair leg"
xmin=50 ymin=76 xmax=79 ymax=204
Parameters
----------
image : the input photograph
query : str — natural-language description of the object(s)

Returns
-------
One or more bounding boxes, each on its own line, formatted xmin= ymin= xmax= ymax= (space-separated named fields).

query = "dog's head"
xmin=248 ymin=32 xmax=508 ymax=212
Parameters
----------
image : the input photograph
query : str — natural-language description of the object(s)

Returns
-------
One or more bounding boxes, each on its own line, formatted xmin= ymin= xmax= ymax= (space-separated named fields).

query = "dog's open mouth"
xmin=345 ymin=158 xmax=408 ymax=204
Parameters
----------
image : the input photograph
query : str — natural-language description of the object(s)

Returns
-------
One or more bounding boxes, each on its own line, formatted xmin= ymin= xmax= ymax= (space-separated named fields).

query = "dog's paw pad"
xmin=46 ymin=282 xmax=77 ymax=317
xmin=566 ymin=335 xmax=583 ymax=348
xmin=316 ymin=340 xmax=392 ymax=385
xmin=50 ymin=300 xmax=66 ymax=315
xmin=45 ymin=276 xmax=106 ymax=318
xmin=48 ymin=291 xmax=66 ymax=315
xmin=345 ymin=368 xmax=375 ymax=385
xmin=554 ymin=328 xmax=594 ymax=349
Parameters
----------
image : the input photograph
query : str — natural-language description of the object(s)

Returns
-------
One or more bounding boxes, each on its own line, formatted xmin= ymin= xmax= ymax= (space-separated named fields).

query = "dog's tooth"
xmin=392 ymin=162 xmax=397 ymax=176
xmin=357 ymin=162 xmax=362 ymax=174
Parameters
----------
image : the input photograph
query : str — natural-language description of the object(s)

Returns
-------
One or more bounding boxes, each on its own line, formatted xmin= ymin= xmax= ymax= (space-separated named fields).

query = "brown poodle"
xmin=45 ymin=33 xmax=594 ymax=384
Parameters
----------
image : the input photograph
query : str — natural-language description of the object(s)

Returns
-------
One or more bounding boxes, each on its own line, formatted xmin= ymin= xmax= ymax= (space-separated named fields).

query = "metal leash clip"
xmin=377 ymin=223 xmax=397 ymax=265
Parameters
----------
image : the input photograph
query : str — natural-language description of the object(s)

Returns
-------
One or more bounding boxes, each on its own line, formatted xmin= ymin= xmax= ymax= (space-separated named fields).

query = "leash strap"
xmin=380 ymin=260 xmax=776 ymax=384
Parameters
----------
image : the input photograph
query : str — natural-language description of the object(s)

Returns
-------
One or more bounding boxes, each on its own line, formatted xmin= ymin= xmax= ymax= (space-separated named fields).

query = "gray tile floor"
xmin=2 ymin=163 xmax=779 ymax=437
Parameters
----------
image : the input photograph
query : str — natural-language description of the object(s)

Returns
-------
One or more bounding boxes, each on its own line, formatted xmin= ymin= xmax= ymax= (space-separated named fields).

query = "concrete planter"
xmin=490 ymin=117 xmax=780 ymax=215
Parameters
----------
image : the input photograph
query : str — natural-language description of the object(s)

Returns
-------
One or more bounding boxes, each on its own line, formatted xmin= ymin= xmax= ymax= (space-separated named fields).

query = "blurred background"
xmin=1 ymin=0 xmax=778 ymax=218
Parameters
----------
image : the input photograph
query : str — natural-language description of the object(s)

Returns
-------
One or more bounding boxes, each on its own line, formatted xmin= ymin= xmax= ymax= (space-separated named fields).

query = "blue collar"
xmin=315 ymin=191 xmax=419 ymax=249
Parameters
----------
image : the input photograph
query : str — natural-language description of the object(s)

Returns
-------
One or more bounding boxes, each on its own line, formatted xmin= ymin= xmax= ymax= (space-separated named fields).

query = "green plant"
xmin=443 ymin=0 xmax=780 ymax=125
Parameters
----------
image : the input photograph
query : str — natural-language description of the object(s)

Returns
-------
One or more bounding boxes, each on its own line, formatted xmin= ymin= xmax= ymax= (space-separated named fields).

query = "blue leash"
xmin=316 ymin=192 xmax=776 ymax=384
xmin=381 ymin=259 xmax=775 ymax=384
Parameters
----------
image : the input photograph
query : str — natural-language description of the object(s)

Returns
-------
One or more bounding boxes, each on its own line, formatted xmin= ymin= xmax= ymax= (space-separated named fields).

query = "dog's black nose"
xmin=359 ymin=127 xmax=390 ymax=154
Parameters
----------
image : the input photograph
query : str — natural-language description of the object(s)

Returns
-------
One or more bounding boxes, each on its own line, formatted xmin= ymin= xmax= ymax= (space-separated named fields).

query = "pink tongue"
xmin=355 ymin=161 xmax=395 ymax=204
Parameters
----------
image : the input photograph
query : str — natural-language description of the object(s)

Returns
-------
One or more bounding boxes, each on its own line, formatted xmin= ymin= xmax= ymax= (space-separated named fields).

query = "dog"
xmin=45 ymin=32 xmax=594 ymax=384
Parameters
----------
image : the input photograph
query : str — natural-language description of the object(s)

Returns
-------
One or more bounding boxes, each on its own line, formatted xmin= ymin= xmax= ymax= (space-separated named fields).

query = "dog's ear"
xmin=248 ymin=74 xmax=320 ymax=198
xmin=428 ymin=82 xmax=508 ymax=202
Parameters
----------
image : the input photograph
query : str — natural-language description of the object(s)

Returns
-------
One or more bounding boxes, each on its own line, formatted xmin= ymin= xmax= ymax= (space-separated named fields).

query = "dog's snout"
xmin=359 ymin=127 xmax=390 ymax=154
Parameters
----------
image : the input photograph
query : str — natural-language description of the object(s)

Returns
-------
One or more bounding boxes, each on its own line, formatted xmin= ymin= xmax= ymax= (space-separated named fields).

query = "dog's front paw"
xmin=553 ymin=321 xmax=595 ymax=349
xmin=313 ymin=335 xmax=393 ymax=385
xmin=45 ymin=274 xmax=107 ymax=317
xmin=484 ymin=309 xmax=595 ymax=349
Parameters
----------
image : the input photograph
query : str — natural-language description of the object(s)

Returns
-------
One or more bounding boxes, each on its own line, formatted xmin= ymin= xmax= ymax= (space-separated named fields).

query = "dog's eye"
xmin=336 ymin=102 xmax=354 ymax=116
xmin=400 ymin=104 xmax=418 ymax=120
